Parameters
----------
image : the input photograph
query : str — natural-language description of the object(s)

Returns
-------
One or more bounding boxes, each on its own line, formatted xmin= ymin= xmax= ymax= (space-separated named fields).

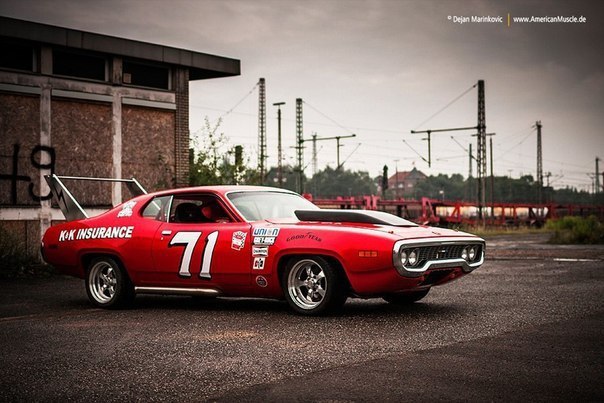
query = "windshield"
xmin=227 ymin=191 xmax=319 ymax=221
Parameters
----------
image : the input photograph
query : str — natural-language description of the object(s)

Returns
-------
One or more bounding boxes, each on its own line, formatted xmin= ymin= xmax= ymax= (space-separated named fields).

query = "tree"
xmin=381 ymin=165 xmax=389 ymax=198
xmin=263 ymin=165 xmax=307 ymax=192
xmin=189 ymin=118 xmax=256 ymax=186
xmin=307 ymin=167 xmax=376 ymax=197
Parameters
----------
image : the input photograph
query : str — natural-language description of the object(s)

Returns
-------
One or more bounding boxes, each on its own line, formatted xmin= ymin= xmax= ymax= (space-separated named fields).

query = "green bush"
xmin=546 ymin=215 xmax=604 ymax=244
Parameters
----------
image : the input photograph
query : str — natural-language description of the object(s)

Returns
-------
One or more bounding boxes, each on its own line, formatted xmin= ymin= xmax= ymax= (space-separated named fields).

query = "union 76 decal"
xmin=169 ymin=231 xmax=218 ymax=279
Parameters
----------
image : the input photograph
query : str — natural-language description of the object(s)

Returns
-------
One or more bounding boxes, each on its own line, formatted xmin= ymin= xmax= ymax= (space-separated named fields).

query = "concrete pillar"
xmin=39 ymin=84 xmax=52 ymax=246
xmin=111 ymin=89 xmax=122 ymax=206
xmin=40 ymin=46 xmax=52 ymax=75
xmin=111 ymin=57 xmax=122 ymax=85
xmin=174 ymin=67 xmax=189 ymax=187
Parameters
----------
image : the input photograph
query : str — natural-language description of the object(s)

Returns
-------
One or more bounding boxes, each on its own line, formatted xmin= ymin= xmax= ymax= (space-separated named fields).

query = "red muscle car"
xmin=42 ymin=175 xmax=485 ymax=315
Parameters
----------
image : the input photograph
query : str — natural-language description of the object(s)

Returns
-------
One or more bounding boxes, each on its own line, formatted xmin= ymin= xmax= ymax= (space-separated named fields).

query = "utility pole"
xmin=536 ymin=120 xmax=543 ymax=203
xmin=295 ymin=98 xmax=304 ymax=193
xmin=410 ymin=80 xmax=486 ymax=223
xmin=273 ymin=102 xmax=285 ymax=187
xmin=258 ymin=78 xmax=266 ymax=185
xmin=477 ymin=79 xmax=487 ymax=224
xmin=300 ymin=133 xmax=356 ymax=170
xmin=490 ymin=136 xmax=494 ymax=218
xmin=545 ymin=171 xmax=552 ymax=203
xmin=394 ymin=159 xmax=400 ymax=199
xmin=311 ymin=133 xmax=318 ymax=176
xmin=410 ymin=126 xmax=476 ymax=167
xmin=468 ymin=143 xmax=473 ymax=202
xmin=596 ymin=157 xmax=601 ymax=194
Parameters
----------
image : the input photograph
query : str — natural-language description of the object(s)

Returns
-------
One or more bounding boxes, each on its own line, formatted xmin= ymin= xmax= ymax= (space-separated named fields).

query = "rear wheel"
xmin=282 ymin=256 xmax=347 ymax=316
xmin=383 ymin=289 xmax=430 ymax=305
xmin=85 ymin=257 xmax=134 ymax=309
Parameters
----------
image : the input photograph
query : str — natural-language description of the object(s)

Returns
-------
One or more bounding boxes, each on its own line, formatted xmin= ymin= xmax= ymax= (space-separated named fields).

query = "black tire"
xmin=85 ymin=256 xmax=134 ymax=309
xmin=383 ymin=288 xmax=430 ymax=305
xmin=281 ymin=256 xmax=347 ymax=316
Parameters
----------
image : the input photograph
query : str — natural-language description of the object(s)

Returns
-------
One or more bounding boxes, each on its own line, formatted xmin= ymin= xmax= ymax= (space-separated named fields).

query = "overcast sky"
xmin=1 ymin=0 xmax=603 ymax=190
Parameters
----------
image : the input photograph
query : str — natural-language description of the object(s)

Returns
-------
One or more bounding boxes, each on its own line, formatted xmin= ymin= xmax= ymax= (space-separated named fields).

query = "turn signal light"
xmin=359 ymin=250 xmax=378 ymax=258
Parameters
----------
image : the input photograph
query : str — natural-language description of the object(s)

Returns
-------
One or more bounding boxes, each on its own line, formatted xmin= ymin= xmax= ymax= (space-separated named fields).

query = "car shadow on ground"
xmin=105 ymin=294 xmax=464 ymax=319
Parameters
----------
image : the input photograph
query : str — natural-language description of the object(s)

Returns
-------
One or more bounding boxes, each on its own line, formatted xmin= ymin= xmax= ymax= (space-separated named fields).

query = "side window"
xmin=141 ymin=195 xmax=172 ymax=221
xmin=170 ymin=194 xmax=232 ymax=224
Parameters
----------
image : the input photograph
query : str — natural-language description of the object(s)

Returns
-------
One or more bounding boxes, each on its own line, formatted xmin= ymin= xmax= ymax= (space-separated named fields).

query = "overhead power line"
xmin=303 ymin=100 xmax=355 ymax=135
xmin=413 ymin=83 xmax=477 ymax=130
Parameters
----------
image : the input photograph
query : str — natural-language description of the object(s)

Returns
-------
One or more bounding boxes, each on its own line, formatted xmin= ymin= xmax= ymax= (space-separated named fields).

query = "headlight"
xmin=399 ymin=249 xmax=408 ymax=265
xmin=407 ymin=249 xmax=419 ymax=266
xmin=461 ymin=247 xmax=468 ymax=261
xmin=468 ymin=246 xmax=476 ymax=261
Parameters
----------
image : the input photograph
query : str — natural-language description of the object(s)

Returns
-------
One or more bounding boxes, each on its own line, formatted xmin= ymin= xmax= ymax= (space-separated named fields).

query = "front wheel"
xmin=282 ymin=256 xmax=347 ymax=316
xmin=383 ymin=289 xmax=430 ymax=305
xmin=85 ymin=257 xmax=134 ymax=309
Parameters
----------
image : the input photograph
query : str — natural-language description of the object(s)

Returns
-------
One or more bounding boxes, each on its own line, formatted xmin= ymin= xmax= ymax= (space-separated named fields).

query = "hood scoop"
xmin=295 ymin=209 xmax=418 ymax=227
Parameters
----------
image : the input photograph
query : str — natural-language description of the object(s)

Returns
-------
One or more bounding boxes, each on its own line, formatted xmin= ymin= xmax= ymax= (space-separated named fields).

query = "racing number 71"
xmin=169 ymin=231 xmax=219 ymax=279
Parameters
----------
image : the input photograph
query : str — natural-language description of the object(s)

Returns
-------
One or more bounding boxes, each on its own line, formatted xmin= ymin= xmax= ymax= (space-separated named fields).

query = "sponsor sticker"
xmin=231 ymin=231 xmax=247 ymax=251
xmin=117 ymin=201 xmax=136 ymax=218
xmin=58 ymin=226 xmax=134 ymax=242
xmin=255 ymin=275 xmax=268 ymax=287
xmin=253 ymin=257 xmax=266 ymax=270
xmin=253 ymin=236 xmax=276 ymax=246
xmin=252 ymin=228 xmax=280 ymax=237
xmin=252 ymin=246 xmax=269 ymax=257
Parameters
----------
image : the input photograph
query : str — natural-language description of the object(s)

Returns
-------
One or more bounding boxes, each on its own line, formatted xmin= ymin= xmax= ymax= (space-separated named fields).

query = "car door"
xmin=150 ymin=193 xmax=252 ymax=288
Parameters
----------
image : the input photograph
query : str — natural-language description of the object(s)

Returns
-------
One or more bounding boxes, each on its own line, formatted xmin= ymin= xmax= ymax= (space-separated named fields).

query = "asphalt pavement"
xmin=0 ymin=233 xmax=602 ymax=402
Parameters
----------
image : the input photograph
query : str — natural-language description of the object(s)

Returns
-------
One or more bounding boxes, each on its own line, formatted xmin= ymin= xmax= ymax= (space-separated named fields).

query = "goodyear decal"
xmin=58 ymin=226 xmax=134 ymax=242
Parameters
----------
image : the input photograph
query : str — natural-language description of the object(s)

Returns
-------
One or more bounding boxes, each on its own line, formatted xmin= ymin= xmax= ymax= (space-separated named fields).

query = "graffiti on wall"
xmin=0 ymin=143 xmax=56 ymax=204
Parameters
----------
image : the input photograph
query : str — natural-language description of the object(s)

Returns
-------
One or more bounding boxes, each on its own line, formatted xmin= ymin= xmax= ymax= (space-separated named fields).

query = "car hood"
xmin=369 ymin=224 xmax=479 ymax=241
xmin=264 ymin=218 xmax=480 ymax=242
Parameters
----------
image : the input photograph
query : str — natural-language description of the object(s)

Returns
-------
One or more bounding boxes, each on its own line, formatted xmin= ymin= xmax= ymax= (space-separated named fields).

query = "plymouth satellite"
xmin=41 ymin=175 xmax=485 ymax=315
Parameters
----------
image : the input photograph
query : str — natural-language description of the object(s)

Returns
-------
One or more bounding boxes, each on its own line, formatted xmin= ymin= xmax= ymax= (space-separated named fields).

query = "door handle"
xmin=161 ymin=230 xmax=172 ymax=236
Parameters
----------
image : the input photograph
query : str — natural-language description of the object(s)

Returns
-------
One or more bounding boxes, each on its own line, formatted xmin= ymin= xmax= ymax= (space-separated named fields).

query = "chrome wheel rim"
xmin=287 ymin=259 xmax=327 ymax=310
xmin=89 ymin=261 xmax=117 ymax=304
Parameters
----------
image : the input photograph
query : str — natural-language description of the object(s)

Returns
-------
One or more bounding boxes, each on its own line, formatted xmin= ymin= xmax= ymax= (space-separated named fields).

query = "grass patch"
xmin=0 ymin=227 xmax=54 ymax=279
xmin=545 ymin=216 xmax=604 ymax=244
xmin=456 ymin=225 xmax=548 ymax=237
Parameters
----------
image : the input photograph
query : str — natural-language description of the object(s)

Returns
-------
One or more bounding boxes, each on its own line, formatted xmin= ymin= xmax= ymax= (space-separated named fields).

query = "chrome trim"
xmin=392 ymin=237 xmax=485 ymax=277
xmin=134 ymin=286 xmax=221 ymax=296
xmin=165 ymin=195 xmax=174 ymax=223
xmin=161 ymin=230 xmax=172 ymax=236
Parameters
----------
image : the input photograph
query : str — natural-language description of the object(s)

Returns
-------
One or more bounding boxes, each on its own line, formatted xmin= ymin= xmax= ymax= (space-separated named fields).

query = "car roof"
xmin=147 ymin=185 xmax=298 ymax=198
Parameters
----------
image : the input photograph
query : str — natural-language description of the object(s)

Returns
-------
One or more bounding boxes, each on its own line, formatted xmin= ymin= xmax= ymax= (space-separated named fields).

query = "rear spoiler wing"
xmin=44 ymin=174 xmax=147 ymax=221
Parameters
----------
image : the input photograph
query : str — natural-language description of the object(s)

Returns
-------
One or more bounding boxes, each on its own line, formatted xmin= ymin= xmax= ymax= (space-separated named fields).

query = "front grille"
xmin=393 ymin=237 xmax=485 ymax=276
xmin=409 ymin=243 xmax=483 ymax=268
xmin=419 ymin=245 xmax=466 ymax=261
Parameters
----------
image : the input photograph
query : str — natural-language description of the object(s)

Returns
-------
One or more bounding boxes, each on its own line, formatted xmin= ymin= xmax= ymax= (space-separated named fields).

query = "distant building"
xmin=0 ymin=17 xmax=240 ymax=256
xmin=387 ymin=167 xmax=427 ymax=197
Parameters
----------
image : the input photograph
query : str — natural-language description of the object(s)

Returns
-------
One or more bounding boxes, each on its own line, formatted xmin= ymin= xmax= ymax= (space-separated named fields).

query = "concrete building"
xmin=0 ymin=16 xmax=240 ymax=256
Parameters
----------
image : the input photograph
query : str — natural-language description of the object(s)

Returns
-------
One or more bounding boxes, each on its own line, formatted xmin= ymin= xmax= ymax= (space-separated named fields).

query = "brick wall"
xmin=0 ymin=93 xmax=40 ymax=206
xmin=122 ymin=105 xmax=175 ymax=192
xmin=52 ymin=98 xmax=113 ymax=206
